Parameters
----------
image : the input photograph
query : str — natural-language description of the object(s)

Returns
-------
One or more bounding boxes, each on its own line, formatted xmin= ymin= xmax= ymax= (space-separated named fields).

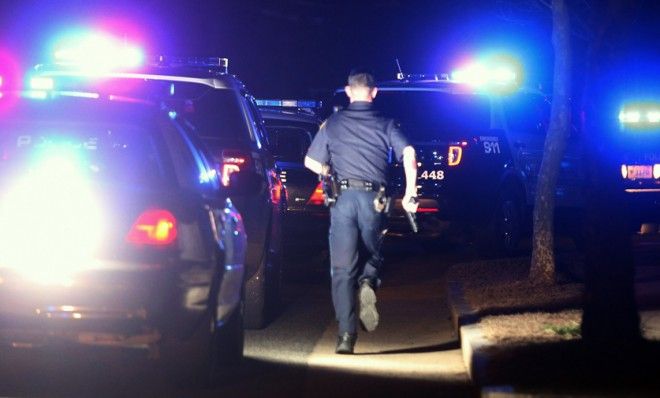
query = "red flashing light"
xmin=269 ymin=170 xmax=283 ymax=204
xmin=417 ymin=207 xmax=439 ymax=213
xmin=126 ymin=209 xmax=177 ymax=246
xmin=307 ymin=182 xmax=325 ymax=206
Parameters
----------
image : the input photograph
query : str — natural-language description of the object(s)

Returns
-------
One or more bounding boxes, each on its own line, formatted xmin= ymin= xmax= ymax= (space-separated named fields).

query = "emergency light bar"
xmin=395 ymin=73 xmax=449 ymax=82
xmin=53 ymin=33 xmax=144 ymax=72
xmin=619 ymin=102 xmax=660 ymax=129
xmin=255 ymin=99 xmax=321 ymax=109
xmin=152 ymin=56 xmax=229 ymax=74
xmin=451 ymin=62 xmax=517 ymax=87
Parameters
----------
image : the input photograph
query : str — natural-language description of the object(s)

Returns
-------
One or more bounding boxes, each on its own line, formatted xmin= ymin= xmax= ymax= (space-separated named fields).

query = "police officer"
xmin=304 ymin=69 xmax=418 ymax=354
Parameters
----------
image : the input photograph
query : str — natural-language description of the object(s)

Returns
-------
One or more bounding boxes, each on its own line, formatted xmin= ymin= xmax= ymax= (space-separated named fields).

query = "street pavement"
xmin=0 ymin=239 xmax=479 ymax=398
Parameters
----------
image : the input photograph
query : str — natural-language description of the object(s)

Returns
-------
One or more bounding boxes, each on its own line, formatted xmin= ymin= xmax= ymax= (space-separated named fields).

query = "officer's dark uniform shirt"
xmin=306 ymin=101 xmax=409 ymax=185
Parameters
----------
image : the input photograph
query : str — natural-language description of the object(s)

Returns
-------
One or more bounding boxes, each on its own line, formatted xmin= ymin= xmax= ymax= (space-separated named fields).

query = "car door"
xmin=165 ymin=117 xmax=246 ymax=318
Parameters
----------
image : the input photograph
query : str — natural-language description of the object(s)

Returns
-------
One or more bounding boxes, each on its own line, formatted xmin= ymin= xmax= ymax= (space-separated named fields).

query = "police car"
xmin=618 ymin=101 xmax=660 ymax=235
xmin=330 ymin=62 xmax=585 ymax=254
xmin=255 ymin=99 xmax=327 ymax=247
xmin=32 ymin=33 xmax=284 ymax=328
xmin=0 ymin=89 xmax=247 ymax=383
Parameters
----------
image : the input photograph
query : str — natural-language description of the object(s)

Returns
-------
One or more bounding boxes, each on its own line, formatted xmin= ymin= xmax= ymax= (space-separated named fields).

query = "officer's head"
xmin=345 ymin=68 xmax=378 ymax=103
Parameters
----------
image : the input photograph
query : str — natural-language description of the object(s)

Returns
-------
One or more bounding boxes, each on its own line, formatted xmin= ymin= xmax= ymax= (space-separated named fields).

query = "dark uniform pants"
xmin=329 ymin=189 xmax=386 ymax=334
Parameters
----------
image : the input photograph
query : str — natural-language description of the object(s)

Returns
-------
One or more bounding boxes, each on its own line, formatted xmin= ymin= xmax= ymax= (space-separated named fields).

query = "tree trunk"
xmin=529 ymin=0 xmax=571 ymax=285
xmin=580 ymin=0 xmax=641 ymax=345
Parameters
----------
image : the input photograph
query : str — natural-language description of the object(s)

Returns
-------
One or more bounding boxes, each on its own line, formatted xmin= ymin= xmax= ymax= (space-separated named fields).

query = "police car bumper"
xmin=625 ymin=187 xmax=660 ymax=228
xmin=0 ymin=258 xmax=224 ymax=351
xmin=387 ymin=197 xmax=452 ymax=238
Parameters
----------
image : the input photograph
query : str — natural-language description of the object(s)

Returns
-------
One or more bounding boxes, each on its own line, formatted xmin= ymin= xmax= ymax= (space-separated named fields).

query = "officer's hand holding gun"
xmin=401 ymin=146 xmax=419 ymax=233
xmin=402 ymin=194 xmax=419 ymax=233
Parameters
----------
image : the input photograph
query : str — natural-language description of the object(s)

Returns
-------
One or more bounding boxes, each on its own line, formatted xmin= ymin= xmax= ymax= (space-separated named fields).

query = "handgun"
xmin=405 ymin=197 xmax=419 ymax=234
xmin=321 ymin=172 xmax=339 ymax=207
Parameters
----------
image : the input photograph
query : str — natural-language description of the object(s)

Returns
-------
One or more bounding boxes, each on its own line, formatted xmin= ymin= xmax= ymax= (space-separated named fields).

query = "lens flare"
xmin=0 ymin=146 xmax=105 ymax=285
xmin=53 ymin=32 xmax=144 ymax=73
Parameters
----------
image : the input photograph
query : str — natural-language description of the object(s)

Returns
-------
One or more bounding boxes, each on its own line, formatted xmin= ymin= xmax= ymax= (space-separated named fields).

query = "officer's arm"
xmin=402 ymin=146 xmax=419 ymax=212
xmin=304 ymin=156 xmax=330 ymax=176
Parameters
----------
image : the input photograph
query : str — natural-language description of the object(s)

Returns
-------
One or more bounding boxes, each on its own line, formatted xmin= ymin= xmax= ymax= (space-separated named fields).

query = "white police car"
xmin=618 ymin=101 xmax=660 ymax=235
xmin=31 ymin=32 xmax=285 ymax=328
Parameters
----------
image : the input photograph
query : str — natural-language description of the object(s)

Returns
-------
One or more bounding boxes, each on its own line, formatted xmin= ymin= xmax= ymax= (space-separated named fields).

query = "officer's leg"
xmin=357 ymin=192 xmax=386 ymax=287
xmin=329 ymin=192 xmax=359 ymax=335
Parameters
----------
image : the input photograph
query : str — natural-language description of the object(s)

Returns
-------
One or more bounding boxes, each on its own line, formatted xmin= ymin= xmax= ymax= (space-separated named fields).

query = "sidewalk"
xmin=447 ymin=255 xmax=660 ymax=391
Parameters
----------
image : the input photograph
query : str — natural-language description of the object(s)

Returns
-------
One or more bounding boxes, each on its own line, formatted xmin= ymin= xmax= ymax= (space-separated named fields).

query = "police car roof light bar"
xmin=153 ymin=56 xmax=229 ymax=74
xmin=395 ymin=73 xmax=449 ymax=82
xmin=255 ymin=99 xmax=322 ymax=109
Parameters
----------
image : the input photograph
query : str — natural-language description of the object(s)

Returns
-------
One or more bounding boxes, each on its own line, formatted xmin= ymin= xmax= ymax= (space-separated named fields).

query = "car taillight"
xmin=269 ymin=170 xmax=283 ymax=204
xmin=220 ymin=150 xmax=249 ymax=187
xmin=307 ymin=182 xmax=325 ymax=206
xmin=126 ymin=209 xmax=177 ymax=246
xmin=448 ymin=145 xmax=463 ymax=166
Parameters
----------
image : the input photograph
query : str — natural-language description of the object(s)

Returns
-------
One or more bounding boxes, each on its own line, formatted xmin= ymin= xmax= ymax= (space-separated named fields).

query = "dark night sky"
xmin=0 ymin=1 xmax=657 ymax=99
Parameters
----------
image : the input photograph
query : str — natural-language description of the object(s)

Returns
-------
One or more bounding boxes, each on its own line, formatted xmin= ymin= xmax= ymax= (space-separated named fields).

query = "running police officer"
xmin=304 ymin=69 xmax=419 ymax=354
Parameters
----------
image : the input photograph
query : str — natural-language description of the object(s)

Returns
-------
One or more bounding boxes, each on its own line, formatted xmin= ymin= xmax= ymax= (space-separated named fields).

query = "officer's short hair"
xmin=348 ymin=68 xmax=376 ymax=88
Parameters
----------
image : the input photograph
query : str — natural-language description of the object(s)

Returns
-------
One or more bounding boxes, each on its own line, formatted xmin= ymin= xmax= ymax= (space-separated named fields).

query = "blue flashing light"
xmin=255 ymin=99 xmax=321 ymax=108
xmin=451 ymin=62 xmax=517 ymax=87
xmin=57 ymin=91 xmax=100 ymax=99
xmin=30 ymin=77 xmax=54 ymax=90
xmin=168 ymin=110 xmax=177 ymax=119
xmin=53 ymin=32 xmax=144 ymax=73
xmin=23 ymin=91 xmax=49 ymax=100
xmin=199 ymin=168 xmax=217 ymax=184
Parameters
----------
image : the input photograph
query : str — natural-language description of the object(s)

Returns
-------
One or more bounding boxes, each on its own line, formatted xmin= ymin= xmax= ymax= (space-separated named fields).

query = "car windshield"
xmin=0 ymin=99 xmax=168 ymax=189
xmin=50 ymin=77 xmax=251 ymax=148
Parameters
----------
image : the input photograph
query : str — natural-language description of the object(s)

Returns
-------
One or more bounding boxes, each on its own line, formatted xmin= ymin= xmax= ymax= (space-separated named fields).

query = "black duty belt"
xmin=339 ymin=179 xmax=385 ymax=192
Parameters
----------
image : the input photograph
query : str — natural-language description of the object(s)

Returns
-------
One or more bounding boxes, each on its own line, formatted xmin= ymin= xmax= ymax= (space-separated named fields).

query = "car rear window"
xmin=43 ymin=78 xmax=251 ymax=148
xmin=0 ymin=100 xmax=167 ymax=189
xmin=333 ymin=90 xmax=491 ymax=142
xmin=163 ymin=88 xmax=250 ymax=148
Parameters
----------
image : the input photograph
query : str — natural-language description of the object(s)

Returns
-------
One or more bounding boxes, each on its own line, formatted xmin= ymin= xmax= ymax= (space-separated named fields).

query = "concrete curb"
xmin=447 ymin=280 xmax=480 ymax=335
xmin=448 ymin=278 xmax=492 ymax=385
xmin=459 ymin=324 xmax=489 ymax=385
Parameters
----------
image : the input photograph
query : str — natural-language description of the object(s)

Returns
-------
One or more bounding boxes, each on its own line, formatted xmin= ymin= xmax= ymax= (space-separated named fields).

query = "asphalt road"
xmin=0 ymin=238 xmax=479 ymax=398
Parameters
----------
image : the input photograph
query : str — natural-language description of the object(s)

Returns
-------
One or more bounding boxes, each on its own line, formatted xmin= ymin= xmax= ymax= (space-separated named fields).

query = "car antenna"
xmin=395 ymin=58 xmax=404 ymax=80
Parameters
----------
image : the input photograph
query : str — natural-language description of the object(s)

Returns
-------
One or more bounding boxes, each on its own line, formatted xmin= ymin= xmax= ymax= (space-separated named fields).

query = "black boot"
xmin=335 ymin=332 xmax=357 ymax=354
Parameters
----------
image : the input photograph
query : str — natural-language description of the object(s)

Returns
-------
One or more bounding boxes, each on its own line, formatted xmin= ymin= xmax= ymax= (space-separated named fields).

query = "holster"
xmin=373 ymin=186 xmax=392 ymax=214
xmin=321 ymin=173 xmax=339 ymax=207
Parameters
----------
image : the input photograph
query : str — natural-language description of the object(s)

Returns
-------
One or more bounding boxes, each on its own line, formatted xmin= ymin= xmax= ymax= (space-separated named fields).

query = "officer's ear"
xmin=370 ymin=87 xmax=378 ymax=100
xmin=345 ymin=85 xmax=352 ymax=100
